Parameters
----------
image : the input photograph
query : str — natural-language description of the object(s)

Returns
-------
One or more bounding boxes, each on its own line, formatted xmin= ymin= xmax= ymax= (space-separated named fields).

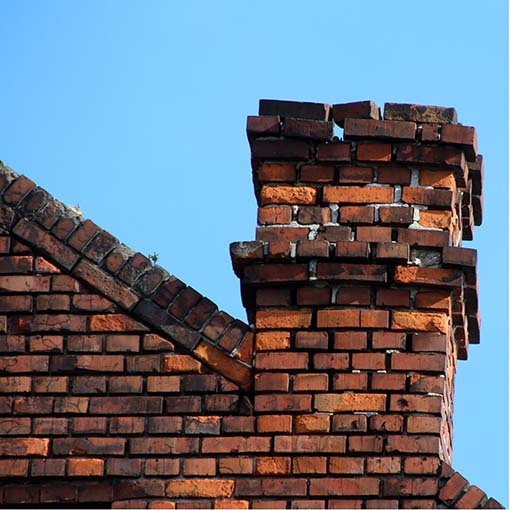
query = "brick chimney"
xmin=231 ymin=99 xmax=482 ymax=504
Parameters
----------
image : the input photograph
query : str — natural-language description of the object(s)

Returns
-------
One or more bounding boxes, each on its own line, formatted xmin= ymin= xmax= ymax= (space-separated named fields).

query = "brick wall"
xmin=0 ymin=99 xmax=502 ymax=508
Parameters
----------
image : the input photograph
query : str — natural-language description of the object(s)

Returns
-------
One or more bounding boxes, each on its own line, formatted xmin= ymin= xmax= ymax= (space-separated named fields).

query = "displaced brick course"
xmin=0 ymin=99 xmax=502 ymax=508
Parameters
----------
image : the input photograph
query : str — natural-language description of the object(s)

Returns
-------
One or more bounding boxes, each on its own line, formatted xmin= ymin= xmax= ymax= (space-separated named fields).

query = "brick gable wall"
xmin=0 ymin=99 xmax=503 ymax=509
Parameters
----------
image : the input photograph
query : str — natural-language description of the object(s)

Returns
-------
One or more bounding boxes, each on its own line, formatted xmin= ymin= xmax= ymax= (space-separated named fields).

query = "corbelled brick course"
xmin=0 ymin=98 xmax=502 ymax=508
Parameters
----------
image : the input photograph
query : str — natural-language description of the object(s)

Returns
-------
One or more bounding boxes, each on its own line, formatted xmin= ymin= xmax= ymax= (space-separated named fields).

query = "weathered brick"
xmin=317 ymin=142 xmax=351 ymax=162
xmin=371 ymin=373 xmax=406 ymax=391
xmin=332 ymin=372 xmax=367 ymax=390
xmin=404 ymin=456 xmax=440 ymax=475
xmin=258 ymin=206 xmax=292 ymax=225
xmin=332 ymin=101 xmax=380 ymax=127
xmin=383 ymin=477 xmax=438 ymax=497
xmin=313 ymin=352 xmax=349 ymax=370
xmin=0 ymin=416 xmax=31 ymax=434
xmin=107 ymin=458 xmax=142 ymax=477
xmin=339 ymin=206 xmax=374 ymax=224
xmin=378 ymin=206 xmax=414 ymax=224
xmin=31 ymin=458 xmax=66 ymax=477
xmin=275 ymin=435 xmax=346 ymax=453
xmin=251 ymin=139 xmax=310 ymax=160
xmin=370 ymin=414 xmax=403 ymax=433
xmin=344 ymin=118 xmax=416 ymax=140
xmin=89 ymin=396 xmax=162 ymax=414
xmin=256 ymin=310 xmax=312 ymax=329
xmin=183 ymin=457 xmax=217 ymax=476
xmin=72 ymin=417 xmax=107 ymax=434
xmin=378 ymin=165 xmax=411 ymax=185
xmin=357 ymin=226 xmax=392 ymax=242
xmin=389 ymin=394 xmax=442 ymax=413
xmin=295 ymin=414 xmax=330 ymax=433
xmin=376 ymin=289 xmax=410 ymax=308
xmin=259 ymin=99 xmax=330 ymax=121
xmin=357 ymin=143 xmax=392 ymax=162
xmin=255 ymin=373 xmax=289 ymax=392
xmin=293 ymin=456 xmax=327 ymax=474
xmin=257 ymin=415 xmax=292 ymax=434
xmin=391 ymin=352 xmax=446 ymax=372
xmin=384 ymin=103 xmax=457 ymax=124
xmin=112 ymin=417 xmax=146 ymax=434
xmin=283 ymin=118 xmax=332 ymax=140
xmin=386 ymin=435 xmax=440 ymax=454
xmin=246 ymin=115 xmax=280 ymax=137
xmin=184 ymin=416 xmax=221 ymax=435
xmin=0 ymin=438 xmax=49 ymax=456
xmin=202 ymin=436 xmax=271 ymax=453
xmin=329 ymin=456 xmax=364 ymax=474
xmin=323 ymin=186 xmax=393 ymax=204
xmin=129 ymin=437 xmax=198 ymax=455
xmin=256 ymin=456 xmax=291 ymax=475
xmin=392 ymin=311 xmax=448 ymax=334
xmin=68 ymin=458 xmax=104 ymax=476
xmin=255 ymin=394 xmax=311 ymax=413
xmin=309 ymin=477 xmax=380 ymax=496
xmin=315 ymin=393 xmax=386 ymax=412
xmin=334 ymin=331 xmax=367 ymax=350
xmin=300 ymin=165 xmax=335 ymax=183
xmin=317 ymin=263 xmax=386 ymax=283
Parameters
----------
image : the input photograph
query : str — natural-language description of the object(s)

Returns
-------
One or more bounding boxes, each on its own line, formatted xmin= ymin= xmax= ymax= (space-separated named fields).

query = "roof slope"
xmin=0 ymin=164 xmax=253 ymax=390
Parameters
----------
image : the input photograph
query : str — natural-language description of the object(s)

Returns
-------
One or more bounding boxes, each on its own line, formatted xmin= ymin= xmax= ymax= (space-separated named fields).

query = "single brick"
xmin=357 ymin=143 xmax=392 ymax=162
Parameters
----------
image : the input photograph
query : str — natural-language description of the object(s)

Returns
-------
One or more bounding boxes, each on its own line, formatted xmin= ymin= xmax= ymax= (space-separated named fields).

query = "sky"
xmin=0 ymin=0 xmax=507 ymax=504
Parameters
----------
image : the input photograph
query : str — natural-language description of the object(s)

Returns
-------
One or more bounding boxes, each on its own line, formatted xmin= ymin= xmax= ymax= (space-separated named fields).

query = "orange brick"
xmin=294 ymin=373 xmax=328 ymax=392
xmin=255 ymin=331 xmax=291 ymax=351
xmin=256 ymin=310 xmax=312 ymax=329
xmin=332 ymin=373 xmax=368 ymax=390
xmin=392 ymin=311 xmax=448 ymax=333
xmin=419 ymin=169 xmax=456 ymax=189
xmin=166 ymin=480 xmax=234 ymax=498
xmin=257 ymin=206 xmax=292 ymax=225
xmin=418 ymin=210 xmax=453 ymax=229
xmin=317 ymin=309 xmax=360 ymax=328
xmin=219 ymin=458 xmax=253 ymax=475
xmin=214 ymin=500 xmax=250 ymax=510
xmin=315 ymin=393 xmax=386 ymax=412
xmin=323 ymin=186 xmax=394 ymax=204
xmin=256 ymin=456 xmax=291 ymax=475
xmin=391 ymin=353 xmax=446 ymax=372
xmin=147 ymin=376 xmax=181 ymax=393
xmin=404 ymin=456 xmax=440 ymax=474
xmin=68 ymin=458 xmax=104 ymax=476
xmin=163 ymin=355 xmax=203 ymax=373
xmin=357 ymin=143 xmax=392 ymax=162
xmin=257 ymin=415 xmax=292 ymax=433
xmin=260 ymin=186 xmax=317 ymax=205
xmin=295 ymin=414 xmax=330 ymax=433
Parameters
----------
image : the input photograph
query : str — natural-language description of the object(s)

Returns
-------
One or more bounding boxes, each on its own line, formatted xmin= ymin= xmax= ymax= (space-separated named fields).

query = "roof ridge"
xmin=0 ymin=163 xmax=253 ymax=391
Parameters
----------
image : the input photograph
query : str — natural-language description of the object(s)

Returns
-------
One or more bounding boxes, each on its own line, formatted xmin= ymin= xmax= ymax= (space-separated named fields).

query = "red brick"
xmin=336 ymin=287 xmax=371 ymax=306
xmin=144 ymin=458 xmax=179 ymax=476
xmin=371 ymin=373 xmax=406 ymax=391
xmin=389 ymin=394 xmax=442 ymax=413
xmin=255 ymin=394 xmax=311 ymax=413
xmin=183 ymin=457 xmax=217 ymax=476
xmin=296 ymin=287 xmax=330 ymax=305
xmin=129 ymin=437 xmax=198 ymax=455
xmin=313 ymin=352 xmax=349 ymax=370
xmin=255 ymin=373 xmax=289 ymax=392
xmin=73 ymin=259 xmax=139 ymax=310
xmin=344 ymin=118 xmax=416 ymax=140
xmin=334 ymin=331 xmax=367 ymax=350
xmin=256 ymin=288 xmax=291 ymax=306
xmin=323 ymin=186 xmax=393 ymax=204
xmin=454 ymin=485 xmax=485 ymax=509
xmin=260 ymin=186 xmax=316 ymax=206
xmin=146 ymin=416 xmax=182 ymax=435
xmin=332 ymin=372 xmax=367 ymax=390
xmin=360 ymin=309 xmax=389 ymax=328
xmin=370 ymin=414 xmax=403 ymax=432
xmin=397 ymin=228 xmax=450 ymax=247
xmin=316 ymin=225 xmax=352 ymax=242
xmin=293 ymin=456 xmax=327 ymax=474
xmin=378 ymin=206 xmax=414 ymax=224
xmin=395 ymin=266 xmax=462 ymax=287
xmin=0 ymin=438 xmax=49 ymax=456
xmin=33 ymin=376 xmax=68 ymax=393
xmin=166 ymin=395 xmax=201 ymax=414
xmin=348 ymin=435 xmax=383 ymax=452
xmin=111 ymin=417 xmax=146 ymax=434
xmin=372 ymin=331 xmax=406 ymax=350
xmin=283 ymin=118 xmax=332 ymax=140
xmin=222 ymin=416 xmax=255 ymax=434
xmin=33 ymin=417 xmax=67 ymax=436
xmin=439 ymin=473 xmax=469 ymax=502
xmin=257 ymin=163 xmax=296 ymax=182
xmin=295 ymin=331 xmax=329 ymax=350
xmin=259 ymin=99 xmax=330 ymax=121
xmin=106 ymin=458 xmax=142 ymax=477
xmin=0 ymin=376 xmax=31 ymax=393
xmin=309 ymin=477 xmax=380 ymax=496
xmin=401 ymin=186 xmax=454 ymax=207
xmin=339 ymin=206 xmax=374 ymax=224
xmin=109 ymin=376 xmax=143 ymax=393
xmin=202 ymin=436 xmax=271 ymax=453
xmin=357 ymin=143 xmax=392 ymax=162
xmin=317 ymin=263 xmax=386 ymax=282
xmin=337 ymin=166 xmax=373 ymax=183
xmin=256 ymin=227 xmax=309 ymax=243
xmin=352 ymin=353 xmax=386 ymax=370
xmin=257 ymin=206 xmax=292 ymax=225
xmin=328 ymin=500 xmax=363 ymax=509
xmin=274 ymin=435 xmax=346 ymax=453
xmin=296 ymin=240 xmax=329 ymax=257
xmin=72 ymin=376 xmax=106 ymax=394
xmin=72 ymin=417 xmax=107 ymax=434
xmin=441 ymin=124 xmax=478 ymax=160
xmin=89 ymin=396 xmax=162 ymax=414
xmin=335 ymin=241 xmax=370 ymax=258
xmin=0 ymin=416 xmax=31 ymax=434
xmin=257 ymin=415 xmax=292 ymax=433
xmin=408 ymin=374 xmax=444 ymax=394
xmin=0 ymin=355 xmax=49 ymax=372
xmin=297 ymin=206 xmax=331 ymax=225
xmin=407 ymin=415 xmax=441 ymax=434
xmin=367 ymin=456 xmax=401 ymax=474
xmin=357 ymin=226 xmax=392 ymax=242
xmin=247 ymin=115 xmax=280 ymax=137
xmin=383 ymin=477 xmax=438 ymax=497
xmin=329 ymin=457 xmax=364 ymax=474
xmin=376 ymin=288 xmax=410 ymax=307
xmin=13 ymin=396 xmax=53 ymax=414
xmin=317 ymin=309 xmax=360 ymax=328
xmin=219 ymin=458 xmax=253 ymax=475
xmin=332 ymin=414 xmax=367 ymax=433
xmin=300 ymin=165 xmax=335 ymax=183
xmin=31 ymin=459 xmax=66 ymax=477
xmin=317 ymin=142 xmax=351 ymax=162
xmin=332 ymin=100 xmax=380 ymax=127
xmin=391 ymin=352 xmax=446 ymax=372
xmin=404 ymin=456 xmax=440 ymax=474
xmin=378 ymin=165 xmax=411 ymax=184
xmin=147 ymin=376 xmax=180 ymax=393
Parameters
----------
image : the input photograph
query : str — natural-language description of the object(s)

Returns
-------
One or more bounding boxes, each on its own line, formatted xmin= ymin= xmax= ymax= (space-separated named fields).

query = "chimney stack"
xmin=231 ymin=98 xmax=481 ymax=500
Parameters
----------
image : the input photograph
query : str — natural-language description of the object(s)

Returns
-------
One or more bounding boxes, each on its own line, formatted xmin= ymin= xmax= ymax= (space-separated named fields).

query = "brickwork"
xmin=0 ymin=99 xmax=502 ymax=508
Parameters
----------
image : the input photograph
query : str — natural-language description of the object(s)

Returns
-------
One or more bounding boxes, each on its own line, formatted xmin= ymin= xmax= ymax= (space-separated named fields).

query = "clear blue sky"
xmin=0 ymin=1 xmax=507 ymax=504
